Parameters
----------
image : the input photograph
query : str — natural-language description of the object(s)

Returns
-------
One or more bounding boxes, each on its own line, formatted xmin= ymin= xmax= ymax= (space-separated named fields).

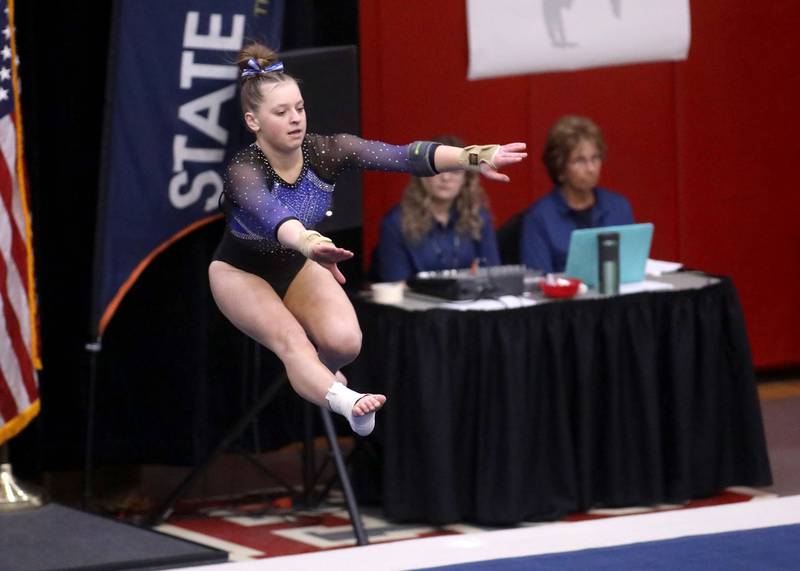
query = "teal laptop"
xmin=564 ymin=223 xmax=654 ymax=286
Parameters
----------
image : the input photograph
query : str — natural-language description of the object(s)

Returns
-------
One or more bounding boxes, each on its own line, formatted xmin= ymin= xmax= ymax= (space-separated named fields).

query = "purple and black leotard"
xmin=213 ymin=133 xmax=438 ymax=295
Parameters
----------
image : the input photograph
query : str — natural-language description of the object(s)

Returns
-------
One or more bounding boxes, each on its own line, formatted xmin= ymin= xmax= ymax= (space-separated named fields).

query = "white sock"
xmin=325 ymin=381 xmax=376 ymax=436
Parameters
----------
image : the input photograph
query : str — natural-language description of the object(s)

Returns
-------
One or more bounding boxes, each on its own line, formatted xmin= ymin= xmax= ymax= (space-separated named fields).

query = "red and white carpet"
xmin=155 ymin=487 xmax=776 ymax=563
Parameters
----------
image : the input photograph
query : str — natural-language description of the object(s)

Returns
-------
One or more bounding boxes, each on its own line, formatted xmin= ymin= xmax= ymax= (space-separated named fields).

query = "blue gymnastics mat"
xmin=418 ymin=523 xmax=799 ymax=570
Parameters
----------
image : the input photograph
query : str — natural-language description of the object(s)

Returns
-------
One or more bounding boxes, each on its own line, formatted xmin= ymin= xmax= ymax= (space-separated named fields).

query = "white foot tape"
xmin=325 ymin=381 xmax=376 ymax=436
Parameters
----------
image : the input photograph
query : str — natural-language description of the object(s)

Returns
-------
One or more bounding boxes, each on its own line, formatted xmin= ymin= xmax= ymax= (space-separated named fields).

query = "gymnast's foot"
xmin=353 ymin=393 xmax=386 ymax=416
xmin=325 ymin=381 xmax=386 ymax=436
xmin=333 ymin=371 xmax=386 ymax=418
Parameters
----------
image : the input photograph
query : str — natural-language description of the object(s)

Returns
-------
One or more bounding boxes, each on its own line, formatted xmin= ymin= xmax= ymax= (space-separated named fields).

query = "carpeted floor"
xmin=154 ymin=487 xmax=776 ymax=562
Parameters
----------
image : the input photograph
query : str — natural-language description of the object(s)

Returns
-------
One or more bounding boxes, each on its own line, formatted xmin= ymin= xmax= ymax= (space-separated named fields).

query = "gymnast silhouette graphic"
xmin=543 ymin=0 xmax=624 ymax=48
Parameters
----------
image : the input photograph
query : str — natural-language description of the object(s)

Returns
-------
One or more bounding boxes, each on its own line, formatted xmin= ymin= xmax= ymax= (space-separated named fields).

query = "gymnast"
xmin=209 ymin=41 xmax=527 ymax=436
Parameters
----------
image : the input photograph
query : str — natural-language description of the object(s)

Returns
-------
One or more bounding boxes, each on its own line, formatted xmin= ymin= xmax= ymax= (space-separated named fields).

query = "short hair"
xmin=541 ymin=115 xmax=606 ymax=185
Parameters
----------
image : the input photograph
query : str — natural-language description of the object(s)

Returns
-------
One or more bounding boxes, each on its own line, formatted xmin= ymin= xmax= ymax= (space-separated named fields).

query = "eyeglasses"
xmin=568 ymin=154 xmax=603 ymax=168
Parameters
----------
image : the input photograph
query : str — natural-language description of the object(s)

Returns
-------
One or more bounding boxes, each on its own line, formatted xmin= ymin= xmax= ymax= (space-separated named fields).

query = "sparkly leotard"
xmin=213 ymin=133 xmax=437 ymax=295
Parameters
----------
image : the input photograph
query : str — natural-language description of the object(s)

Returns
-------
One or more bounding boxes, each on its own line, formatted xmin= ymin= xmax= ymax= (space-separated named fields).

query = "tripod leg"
xmin=319 ymin=407 xmax=369 ymax=546
xmin=151 ymin=374 xmax=288 ymax=525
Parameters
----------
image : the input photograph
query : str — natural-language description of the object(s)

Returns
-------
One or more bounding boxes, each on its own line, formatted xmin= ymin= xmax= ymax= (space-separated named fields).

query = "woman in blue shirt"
xmin=374 ymin=135 xmax=501 ymax=282
xmin=520 ymin=116 xmax=633 ymax=273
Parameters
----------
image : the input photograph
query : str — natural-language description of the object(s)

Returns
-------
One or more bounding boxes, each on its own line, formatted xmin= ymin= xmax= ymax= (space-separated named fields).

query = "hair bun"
xmin=237 ymin=41 xmax=279 ymax=74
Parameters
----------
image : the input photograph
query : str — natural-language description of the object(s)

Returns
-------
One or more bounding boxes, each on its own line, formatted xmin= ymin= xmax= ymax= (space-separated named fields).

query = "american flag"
xmin=0 ymin=0 xmax=40 ymax=447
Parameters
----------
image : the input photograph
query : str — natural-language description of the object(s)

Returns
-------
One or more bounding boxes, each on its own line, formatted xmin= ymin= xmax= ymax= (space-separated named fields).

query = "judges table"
xmin=345 ymin=272 xmax=772 ymax=525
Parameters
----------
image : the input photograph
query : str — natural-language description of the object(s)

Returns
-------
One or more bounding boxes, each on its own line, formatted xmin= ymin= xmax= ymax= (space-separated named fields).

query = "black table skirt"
xmin=346 ymin=277 xmax=772 ymax=525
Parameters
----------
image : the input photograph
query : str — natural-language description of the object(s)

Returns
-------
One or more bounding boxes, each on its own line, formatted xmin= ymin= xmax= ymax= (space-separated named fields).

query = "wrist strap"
xmin=298 ymin=229 xmax=333 ymax=257
xmin=458 ymin=144 xmax=501 ymax=171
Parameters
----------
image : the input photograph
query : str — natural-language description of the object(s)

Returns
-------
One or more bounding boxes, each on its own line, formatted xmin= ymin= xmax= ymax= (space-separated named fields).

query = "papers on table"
xmin=620 ymin=280 xmax=675 ymax=294
xmin=440 ymin=295 xmax=537 ymax=311
xmin=433 ymin=281 xmax=675 ymax=309
xmin=646 ymin=258 xmax=683 ymax=276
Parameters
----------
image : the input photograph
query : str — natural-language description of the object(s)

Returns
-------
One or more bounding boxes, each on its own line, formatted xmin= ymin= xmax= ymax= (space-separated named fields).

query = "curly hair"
xmin=541 ymin=115 xmax=606 ymax=185
xmin=400 ymin=135 xmax=489 ymax=244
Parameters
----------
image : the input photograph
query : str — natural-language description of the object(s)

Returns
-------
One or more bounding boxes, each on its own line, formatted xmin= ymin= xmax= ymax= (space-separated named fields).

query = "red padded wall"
xmin=359 ymin=0 xmax=800 ymax=369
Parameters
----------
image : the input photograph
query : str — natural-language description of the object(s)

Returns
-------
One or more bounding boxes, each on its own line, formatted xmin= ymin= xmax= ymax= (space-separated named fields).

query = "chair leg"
xmin=319 ymin=407 xmax=369 ymax=546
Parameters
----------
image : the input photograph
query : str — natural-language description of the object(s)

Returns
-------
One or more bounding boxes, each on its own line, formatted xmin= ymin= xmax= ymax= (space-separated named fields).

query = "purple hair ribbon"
xmin=241 ymin=57 xmax=285 ymax=78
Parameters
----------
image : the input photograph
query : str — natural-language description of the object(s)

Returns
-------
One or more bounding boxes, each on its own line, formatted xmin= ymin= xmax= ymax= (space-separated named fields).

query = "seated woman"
xmin=373 ymin=135 xmax=501 ymax=282
xmin=520 ymin=115 xmax=634 ymax=273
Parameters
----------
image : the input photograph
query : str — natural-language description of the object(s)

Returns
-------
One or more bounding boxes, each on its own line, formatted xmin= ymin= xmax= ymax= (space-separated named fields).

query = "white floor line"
xmin=727 ymin=485 xmax=778 ymax=498
xmin=155 ymin=523 xmax=263 ymax=562
xmin=173 ymin=495 xmax=800 ymax=571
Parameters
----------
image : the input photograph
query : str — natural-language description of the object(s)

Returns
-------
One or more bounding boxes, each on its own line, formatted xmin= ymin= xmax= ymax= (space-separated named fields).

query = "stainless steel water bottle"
xmin=598 ymin=232 xmax=620 ymax=295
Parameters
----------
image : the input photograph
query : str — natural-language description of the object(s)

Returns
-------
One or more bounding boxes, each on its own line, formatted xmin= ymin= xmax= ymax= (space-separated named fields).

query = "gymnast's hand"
xmin=479 ymin=142 xmax=527 ymax=183
xmin=309 ymin=242 xmax=354 ymax=284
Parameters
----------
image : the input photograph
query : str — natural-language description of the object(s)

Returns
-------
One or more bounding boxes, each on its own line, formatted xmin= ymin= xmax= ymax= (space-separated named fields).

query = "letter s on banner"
xmin=169 ymin=170 xmax=223 ymax=211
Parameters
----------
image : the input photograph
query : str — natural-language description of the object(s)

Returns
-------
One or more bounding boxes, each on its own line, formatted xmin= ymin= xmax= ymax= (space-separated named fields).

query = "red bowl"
xmin=540 ymin=277 xmax=582 ymax=299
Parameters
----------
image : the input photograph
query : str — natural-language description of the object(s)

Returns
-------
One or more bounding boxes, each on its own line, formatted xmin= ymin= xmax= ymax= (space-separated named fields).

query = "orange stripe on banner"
xmin=8 ymin=0 xmax=41 ymax=370
xmin=98 ymin=214 xmax=224 ymax=336
xmin=0 ymin=399 xmax=40 ymax=447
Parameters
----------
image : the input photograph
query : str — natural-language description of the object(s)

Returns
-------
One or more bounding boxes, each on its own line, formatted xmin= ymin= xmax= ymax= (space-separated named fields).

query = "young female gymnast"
xmin=209 ymin=42 xmax=527 ymax=436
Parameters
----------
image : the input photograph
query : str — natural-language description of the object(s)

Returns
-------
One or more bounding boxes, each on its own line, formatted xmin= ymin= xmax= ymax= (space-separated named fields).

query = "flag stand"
xmin=0 ymin=446 xmax=42 ymax=512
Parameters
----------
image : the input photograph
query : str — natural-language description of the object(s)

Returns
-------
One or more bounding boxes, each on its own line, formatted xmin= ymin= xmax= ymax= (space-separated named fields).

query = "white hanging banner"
xmin=467 ymin=0 xmax=691 ymax=80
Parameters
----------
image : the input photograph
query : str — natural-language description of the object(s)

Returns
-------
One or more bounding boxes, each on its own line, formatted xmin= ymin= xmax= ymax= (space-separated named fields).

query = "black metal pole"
xmin=319 ymin=408 xmax=368 ymax=546
xmin=83 ymin=339 xmax=102 ymax=511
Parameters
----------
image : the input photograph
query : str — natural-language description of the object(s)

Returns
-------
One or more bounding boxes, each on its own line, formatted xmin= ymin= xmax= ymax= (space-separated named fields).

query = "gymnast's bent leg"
xmin=208 ymin=260 xmax=383 ymax=436
xmin=284 ymin=260 xmax=385 ymax=436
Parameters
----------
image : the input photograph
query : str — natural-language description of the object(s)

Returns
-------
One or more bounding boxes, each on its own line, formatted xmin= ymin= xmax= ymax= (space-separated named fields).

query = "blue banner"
xmin=92 ymin=0 xmax=284 ymax=336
